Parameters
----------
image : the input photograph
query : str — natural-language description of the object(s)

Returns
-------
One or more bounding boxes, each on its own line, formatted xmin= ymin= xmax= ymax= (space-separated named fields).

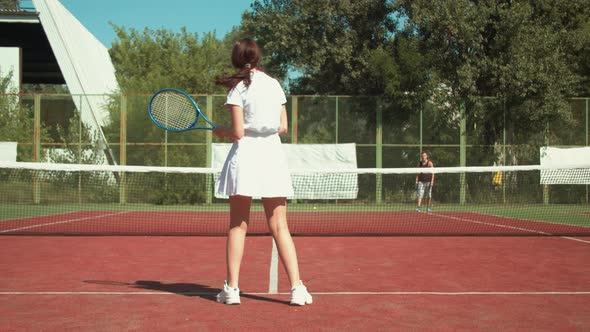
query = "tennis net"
xmin=0 ymin=161 xmax=589 ymax=236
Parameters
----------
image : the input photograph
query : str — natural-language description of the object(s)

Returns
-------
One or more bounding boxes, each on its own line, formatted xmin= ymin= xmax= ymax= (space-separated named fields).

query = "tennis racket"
xmin=412 ymin=183 xmax=419 ymax=200
xmin=148 ymin=88 xmax=216 ymax=132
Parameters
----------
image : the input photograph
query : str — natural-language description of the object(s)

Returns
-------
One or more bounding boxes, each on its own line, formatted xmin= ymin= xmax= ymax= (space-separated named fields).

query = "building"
xmin=0 ymin=0 xmax=119 ymax=163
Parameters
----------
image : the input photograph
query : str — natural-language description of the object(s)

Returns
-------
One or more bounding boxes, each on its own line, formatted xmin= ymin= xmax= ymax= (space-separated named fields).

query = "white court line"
xmin=1 ymin=291 xmax=589 ymax=296
xmin=268 ymin=239 xmax=279 ymax=294
xmin=430 ymin=212 xmax=590 ymax=245
xmin=0 ymin=211 xmax=130 ymax=233
xmin=265 ymin=212 xmax=590 ymax=293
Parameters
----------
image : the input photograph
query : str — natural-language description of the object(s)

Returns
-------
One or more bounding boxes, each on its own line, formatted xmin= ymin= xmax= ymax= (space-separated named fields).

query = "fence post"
xmin=206 ymin=95 xmax=213 ymax=204
xmin=502 ymin=101 xmax=507 ymax=204
xmin=33 ymin=94 xmax=41 ymax=204
xmin=586 ymin=98 xmax=589 ymax=204
xmin=376 ymin=103 xmax=383 ymax=203
xmin=543 ymin=120 xmax=550 ymax=204
xmin=419 ymin=107 xmax=423 ymax=153
xmin=291 ymin=96 xmax=298 ymax=144
xmin=119 ymin=95 xmax=127 ymax=204
xmin=459 ymin=100 xmax=467 ymax=205
xmin=335 ymin=96 xmax=339 ymax=143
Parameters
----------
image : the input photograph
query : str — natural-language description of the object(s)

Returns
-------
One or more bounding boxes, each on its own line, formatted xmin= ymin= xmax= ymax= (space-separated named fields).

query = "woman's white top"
xmin=216 ymin=71 xmax=294 ymax=198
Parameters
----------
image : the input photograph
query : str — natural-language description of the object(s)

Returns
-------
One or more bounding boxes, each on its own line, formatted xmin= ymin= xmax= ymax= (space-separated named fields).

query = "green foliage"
xmin=392 ymin=0 xmax=590 ymax=164
xmin=21 ymin=84 xmax=69 ymax=94
xmin=396 ymin=0 xmax=589 ymax=100
xmin=0 ymin=0 xmax=17 ymax=10
xmin=242 ymin=0 xmax=397 ymax=95
xmin=109 ymin=25 xmax=233 ymax=94
xmin=0 ymin=93 xmax=33 ymax=149
xmin=45 ymin=110 xmax=101 ymax=164
xmin=107 ymin=27 xmax=240 ymax=167
xmin=0 ymin=70 xmax=35 ymax=161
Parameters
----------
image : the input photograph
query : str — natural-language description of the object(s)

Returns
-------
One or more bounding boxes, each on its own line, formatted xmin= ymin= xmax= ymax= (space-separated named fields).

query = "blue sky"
xmin=56 ymin=0 xmax=256 ymax=47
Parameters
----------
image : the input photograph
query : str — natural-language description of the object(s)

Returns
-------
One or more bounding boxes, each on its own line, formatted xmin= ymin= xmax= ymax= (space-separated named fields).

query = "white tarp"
xmin=540 ymin=146 xmax=590 ymax=184
xmin=212 ymin=143 xmax=358 ymax=199
xmin=31 ymin=0 xmax=119 ymax=146
xmin=0 ymin=142 xmax=17 ymax=162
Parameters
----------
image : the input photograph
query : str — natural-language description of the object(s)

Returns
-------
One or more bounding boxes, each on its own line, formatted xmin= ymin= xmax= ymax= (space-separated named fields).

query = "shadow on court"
xmin=82 ymin=280 xmax=288 ymax=304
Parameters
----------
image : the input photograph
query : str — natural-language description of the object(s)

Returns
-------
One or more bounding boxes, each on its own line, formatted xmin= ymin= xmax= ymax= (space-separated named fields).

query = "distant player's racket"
xmin=148 ymin=88 xmax=216 ymax=132
xmin=412 ymin=183 xmax=419 ymax=200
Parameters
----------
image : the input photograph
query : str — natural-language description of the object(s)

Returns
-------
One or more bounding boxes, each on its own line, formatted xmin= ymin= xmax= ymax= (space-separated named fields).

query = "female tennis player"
xmin=212 ymin=38 xmax=312 ymax=306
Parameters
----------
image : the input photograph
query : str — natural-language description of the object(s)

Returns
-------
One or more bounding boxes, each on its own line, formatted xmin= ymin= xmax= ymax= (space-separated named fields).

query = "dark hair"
xmin=215 ymin=38 xmax=263 ymax=90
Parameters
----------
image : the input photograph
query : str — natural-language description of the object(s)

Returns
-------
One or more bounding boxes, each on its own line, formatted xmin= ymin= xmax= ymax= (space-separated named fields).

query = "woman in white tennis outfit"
xmin=212 ymin=38 xmax=312 ymax=306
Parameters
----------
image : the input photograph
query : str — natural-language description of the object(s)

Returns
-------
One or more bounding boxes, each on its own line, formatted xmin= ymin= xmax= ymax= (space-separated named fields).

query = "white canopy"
xmin=31 ymin=0 xmax=119 ymax=129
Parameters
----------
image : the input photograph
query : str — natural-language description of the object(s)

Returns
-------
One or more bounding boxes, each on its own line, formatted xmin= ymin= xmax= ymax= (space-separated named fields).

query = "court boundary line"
xmin=457 ymin=210 xmax=590 ymax=229
xmin=0 ymin=211 xmax=130 ymax=233
xmin=430 ymin=212 xmax=590 ymax=244
xmin=1 ymin=291 xmax=589 ymax=296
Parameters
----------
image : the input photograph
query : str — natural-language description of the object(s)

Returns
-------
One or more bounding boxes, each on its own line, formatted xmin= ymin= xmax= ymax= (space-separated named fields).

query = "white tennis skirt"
xmin=216 ymin=133 xmax=294 ymax=198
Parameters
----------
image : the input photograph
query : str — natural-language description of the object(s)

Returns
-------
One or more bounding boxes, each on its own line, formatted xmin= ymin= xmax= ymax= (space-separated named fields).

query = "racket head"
xmin=412 ymin=187 xmax=419 ymax=200
xmin=148 ymin=88 xmax=213 ymax=132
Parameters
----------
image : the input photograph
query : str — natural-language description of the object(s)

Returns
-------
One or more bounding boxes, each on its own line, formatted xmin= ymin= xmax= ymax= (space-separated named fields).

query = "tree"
xmin=242 ymin=0 xmax=397 ymax=95
xmin=0 ymin=69 xmax=51 ymax=161
xmin=109 ymin=25 xmax=232 ymax=95
xmin=394 ymin=0 xmax=590 ymax=163
xmin=0 ymin=0 xmax=18 ymax=10
xmin=107 ymin=26 xmax=237 ymax=167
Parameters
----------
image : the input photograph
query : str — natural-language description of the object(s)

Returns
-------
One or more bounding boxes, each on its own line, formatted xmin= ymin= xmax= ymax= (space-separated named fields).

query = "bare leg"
xmin=417 ymin=183 xmax=423 ymax=208
xmin=226 ymin=195 xmax=251 ymax=288
xmin=262 ymin=197 xmax=302 ymax=288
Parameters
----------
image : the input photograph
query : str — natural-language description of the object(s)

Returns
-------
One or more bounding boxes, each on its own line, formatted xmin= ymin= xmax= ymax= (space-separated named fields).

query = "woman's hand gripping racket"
xmin=148 ymin=88 xmax=216 ymax=132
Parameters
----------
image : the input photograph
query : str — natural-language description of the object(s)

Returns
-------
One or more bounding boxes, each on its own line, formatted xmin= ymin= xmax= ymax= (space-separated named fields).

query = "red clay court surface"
xmin=1 ymin=211 xmax=590 ymax=330
xmin=2 ymin=210 xmax=590 ymax=236
xmin=1 ymin=234 xmax=590 ymax=331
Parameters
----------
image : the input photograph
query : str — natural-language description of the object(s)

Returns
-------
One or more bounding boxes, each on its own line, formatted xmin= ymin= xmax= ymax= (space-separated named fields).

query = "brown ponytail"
xmin=215 ymin=38 xmax=264 ymax=90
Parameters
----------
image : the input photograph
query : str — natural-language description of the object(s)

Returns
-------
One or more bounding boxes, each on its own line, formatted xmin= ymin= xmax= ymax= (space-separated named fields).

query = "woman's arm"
xmin=213 ymin=105 xmax=244 ymax=141
xmin=278 ymin=104 xmax=288 ymax=135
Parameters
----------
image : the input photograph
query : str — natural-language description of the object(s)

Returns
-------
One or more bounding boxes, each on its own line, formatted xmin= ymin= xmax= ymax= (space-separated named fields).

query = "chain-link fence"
xmin=1 ymin=93 xmax=588 ymax=168
xmin=1 ymin=93 xmax=589 ymax=205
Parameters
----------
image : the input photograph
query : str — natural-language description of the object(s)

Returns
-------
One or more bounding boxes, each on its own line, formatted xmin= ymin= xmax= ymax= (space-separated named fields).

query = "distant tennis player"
xmin=416 ymin=151 xmax=434 ymax=212
xmin=212 ymin=38 xmax=312 ymax=306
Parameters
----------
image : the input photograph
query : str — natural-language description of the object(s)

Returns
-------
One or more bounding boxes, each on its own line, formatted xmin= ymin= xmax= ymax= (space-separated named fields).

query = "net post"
xmin=33 ymin=94 xmax=41 ymax=204
xmin=119 ymin=95 xmax=127 ymax=205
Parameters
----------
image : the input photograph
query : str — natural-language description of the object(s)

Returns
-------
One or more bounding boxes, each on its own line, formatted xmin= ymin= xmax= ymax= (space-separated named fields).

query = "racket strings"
xmin=151 ymin=92 xmax=198 ymax=130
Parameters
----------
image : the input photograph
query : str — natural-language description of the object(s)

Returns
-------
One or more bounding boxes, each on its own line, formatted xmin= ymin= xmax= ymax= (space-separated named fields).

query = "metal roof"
xmin=0 ymin=9 xmax=64 ymax=84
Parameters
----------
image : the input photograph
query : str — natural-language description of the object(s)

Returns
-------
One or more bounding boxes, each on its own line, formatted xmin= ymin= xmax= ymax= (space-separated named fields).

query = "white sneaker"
xmin=290 ymin=281 xmax=313 ymax=306
xmin=216 ymin=281 xmax=240 ymax=305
